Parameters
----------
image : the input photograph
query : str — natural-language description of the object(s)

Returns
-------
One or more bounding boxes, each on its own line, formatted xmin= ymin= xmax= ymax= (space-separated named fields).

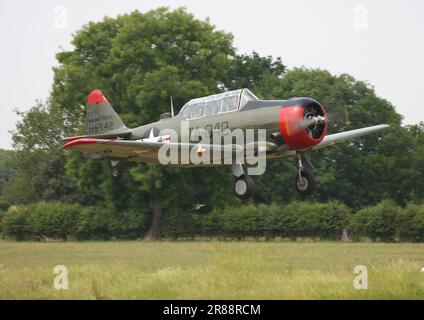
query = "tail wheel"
xmin=295 ymin=169 xmax=316 ymax=196
xmin=234 ymin=174 xmax=255 ymax=200
xmin=112 ymin=167 xmax=121 ymax=179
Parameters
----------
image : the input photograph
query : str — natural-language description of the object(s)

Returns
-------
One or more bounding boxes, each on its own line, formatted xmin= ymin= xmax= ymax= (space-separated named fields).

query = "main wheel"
xmin=112 ymin=166 xmax=121 ymax=179
xmin=295 ymin=169 xmax=316 ymax=196
xmin=234 ymin=174 xmax=255 ymax=200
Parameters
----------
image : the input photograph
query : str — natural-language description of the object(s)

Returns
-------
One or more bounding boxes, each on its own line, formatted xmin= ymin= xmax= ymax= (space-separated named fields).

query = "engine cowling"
xmin=278 ymin=103 xmax=327 ymax=149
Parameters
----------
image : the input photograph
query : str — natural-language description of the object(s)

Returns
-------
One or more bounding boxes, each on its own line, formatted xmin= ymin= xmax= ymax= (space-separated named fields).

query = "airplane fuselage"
xmin=129 ymin=97 xmax=323 ymax=158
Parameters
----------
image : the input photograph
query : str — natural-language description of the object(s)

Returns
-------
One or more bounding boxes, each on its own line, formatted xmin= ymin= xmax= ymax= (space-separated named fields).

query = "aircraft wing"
xmin=64 ymin=124 xmax=390 ymax=162
xmin=63 ymin=138 xmax=243 ymax=164
xmin=312 ymin=124 xmax=390 ymax=150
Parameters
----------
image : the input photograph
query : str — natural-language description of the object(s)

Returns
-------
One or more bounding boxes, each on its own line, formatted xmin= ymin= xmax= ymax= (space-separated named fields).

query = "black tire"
xmin=295 ymin=169 xmax=316 ymax=197
xmin=234 ymin=174 xmax=255 ymax=200
xmin=112 ymin=167 xmax=121 ymax=179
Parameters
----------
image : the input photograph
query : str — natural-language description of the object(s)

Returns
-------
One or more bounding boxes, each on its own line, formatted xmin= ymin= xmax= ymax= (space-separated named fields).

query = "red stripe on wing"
xmin=63 ymin=138 xmax=98 ymax=149
xmin=62 ymin=136 xmax=85 ymax=142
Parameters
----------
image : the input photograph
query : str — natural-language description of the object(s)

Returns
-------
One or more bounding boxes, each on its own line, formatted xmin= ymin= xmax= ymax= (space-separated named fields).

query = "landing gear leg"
xmin=111 ymin=161 xmax=121 ymax=179
xmin=295 ymin=153 xmax=316 ymax=197
xmin=232 ymin=163 xmax=255 ymax=200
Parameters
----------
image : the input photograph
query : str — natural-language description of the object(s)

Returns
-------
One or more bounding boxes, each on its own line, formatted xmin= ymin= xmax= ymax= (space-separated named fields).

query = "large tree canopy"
xmin=52 ymin=8 xmax=243 ymax=238
xmin=52 ymin=8 xmax=235 ymax=128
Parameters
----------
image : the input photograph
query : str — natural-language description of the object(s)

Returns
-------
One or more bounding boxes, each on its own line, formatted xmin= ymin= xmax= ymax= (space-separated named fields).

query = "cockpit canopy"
xmin=179 ymin=88 xmax=259 ymax=120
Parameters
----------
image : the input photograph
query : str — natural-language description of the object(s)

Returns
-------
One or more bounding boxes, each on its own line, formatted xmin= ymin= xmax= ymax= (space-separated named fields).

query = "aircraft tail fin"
xmin=85 ymin=90 xmax=129 ymax=136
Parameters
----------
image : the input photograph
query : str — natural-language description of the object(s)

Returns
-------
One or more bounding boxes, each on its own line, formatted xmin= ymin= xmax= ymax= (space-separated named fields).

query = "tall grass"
xmin=0 ymin=241 xmax=423 ymax=299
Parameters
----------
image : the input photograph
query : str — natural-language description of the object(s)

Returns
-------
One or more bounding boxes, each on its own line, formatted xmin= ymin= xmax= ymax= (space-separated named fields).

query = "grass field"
xmin=0 ymin=241 xmax=423 ymax=299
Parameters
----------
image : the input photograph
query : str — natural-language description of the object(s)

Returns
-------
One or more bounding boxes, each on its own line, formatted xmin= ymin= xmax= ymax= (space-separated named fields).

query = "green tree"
xmin=252 ymin=68 xmax=406 ymax=207
xmin=52 ymin=8 xmax=239 ymax=238
xmin=0 ymin=150 xmax=15 ymax=198
xmin=224 ymin=51 xmax=286 ymax=92
xmin=2 ymin=101 xmax=78 ymax=205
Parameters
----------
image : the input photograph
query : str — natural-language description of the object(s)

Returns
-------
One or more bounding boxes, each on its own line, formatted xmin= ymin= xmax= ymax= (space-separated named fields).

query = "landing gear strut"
xmin=295 ymin=153 xmax=316 ymax=197
xmin=111 ymin=161 xmax=121 ymax=179
xmin=232 ymin=163 xmax=255 ymax=200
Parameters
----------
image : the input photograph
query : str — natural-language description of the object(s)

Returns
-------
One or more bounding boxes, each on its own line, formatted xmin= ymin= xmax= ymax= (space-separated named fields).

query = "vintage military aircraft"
xmin=63 ymin=89 xmax=390 ymax=199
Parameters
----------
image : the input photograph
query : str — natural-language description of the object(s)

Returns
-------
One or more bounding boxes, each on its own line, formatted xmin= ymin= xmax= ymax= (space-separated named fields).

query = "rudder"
xmin=86 ymin=90 xmax=128 ymax=135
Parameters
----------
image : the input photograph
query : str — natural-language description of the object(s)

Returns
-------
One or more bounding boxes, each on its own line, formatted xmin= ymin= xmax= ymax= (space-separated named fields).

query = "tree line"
xmin=0 ymin=7 xmax=423 ymax=240
xmin=1 ymin=200 xmax=423 ymax=242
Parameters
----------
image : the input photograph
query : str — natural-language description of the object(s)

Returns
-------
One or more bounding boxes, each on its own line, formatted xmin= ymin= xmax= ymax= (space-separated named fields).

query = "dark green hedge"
xmin=397 ymin=203 xmax=424 ymax=242
xmin=349 ymin=200 xmax=400 ymax=242
xmin=197 ymin=202 xmax=350 ymax=240
xmin=1 ymin=200 xmax=423 ymax=241
xmin=0 ymin=202 xmax=150 ymax=241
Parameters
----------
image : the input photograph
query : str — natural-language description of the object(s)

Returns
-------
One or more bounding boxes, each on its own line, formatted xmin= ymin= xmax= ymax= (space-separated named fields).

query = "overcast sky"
xmin=0 ymin=0 xmax=423 ymax=149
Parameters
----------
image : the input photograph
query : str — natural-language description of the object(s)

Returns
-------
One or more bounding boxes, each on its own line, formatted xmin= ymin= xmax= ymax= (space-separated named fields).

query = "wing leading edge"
xmin=312 ymin=124 xmax=390 ymax=150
